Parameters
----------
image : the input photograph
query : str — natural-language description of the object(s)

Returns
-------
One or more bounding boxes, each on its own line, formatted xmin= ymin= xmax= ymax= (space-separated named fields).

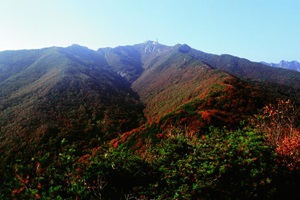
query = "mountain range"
xmin=1 ymin=40 xmax=300 ymax=161
xmin=262 ymin=60 xmax=300 ymax=72
xmin=1 ymin=41 xmax=300 ymax=199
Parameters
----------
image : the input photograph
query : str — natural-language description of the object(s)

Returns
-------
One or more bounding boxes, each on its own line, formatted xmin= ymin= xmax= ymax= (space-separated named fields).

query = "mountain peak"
xmin=140 ymin=40 xmax=164 ymax=53
xmin=178 ymin=44 xmax=191 ymax=53
xmin=68 ymin=44 xmax=90 ymax=50
xmin=143 ymin=40 xmax=159 ymax=45
xmin=262 ymin=60 xmax=300 ymax=72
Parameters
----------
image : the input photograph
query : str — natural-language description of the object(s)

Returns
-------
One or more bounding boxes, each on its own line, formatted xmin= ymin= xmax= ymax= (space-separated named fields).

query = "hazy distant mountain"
xmin=261 ymin=60 xmax=300 ymax=72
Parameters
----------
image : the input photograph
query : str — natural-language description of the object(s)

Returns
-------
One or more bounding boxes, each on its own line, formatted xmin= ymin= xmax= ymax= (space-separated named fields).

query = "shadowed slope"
xmin=0 ymin=46 xmax=145 ymax=163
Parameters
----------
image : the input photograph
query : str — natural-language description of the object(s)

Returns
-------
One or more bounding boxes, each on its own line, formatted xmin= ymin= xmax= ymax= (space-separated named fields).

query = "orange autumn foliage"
xmin=201 ymin=110 xmax=212 ymax=123
xmin=258 ymin=99 xmax=300 ymax=170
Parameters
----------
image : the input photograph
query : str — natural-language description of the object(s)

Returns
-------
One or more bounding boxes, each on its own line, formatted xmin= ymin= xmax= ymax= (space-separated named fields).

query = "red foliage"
xmin=258 ymin=99 xmax=300 ymax=170
xmin=156 ymin=133 xmax=165 ymax=139
xmin=134 ymin=138 xmax=143 ymax=149
xmin=11 ymin=187 xmax=25 ymax=195
xmin=92 ymin=146 xmax=101 ymax=157
xmin=201 ymin=111 xmax=212 ymax=123
xmin=35 ymin=193 xmax=41 ymax=199
xmin=180 ymin=118 xmax=187 ymax=123
xmin=276 ymin=132 xmax=300 ymax=170
xmin=78 ymin=154 xmax=90 ymax=163
xmin=111 ymin=139 xmax=119 ymax=148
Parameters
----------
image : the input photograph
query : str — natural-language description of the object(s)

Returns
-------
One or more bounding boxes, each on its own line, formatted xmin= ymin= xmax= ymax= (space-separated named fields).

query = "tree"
xmin=257 ymin=99 xmax=300 ymax=170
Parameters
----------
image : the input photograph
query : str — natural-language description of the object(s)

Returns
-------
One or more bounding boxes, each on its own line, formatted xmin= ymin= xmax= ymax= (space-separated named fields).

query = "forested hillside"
xmin=1 ymin=42 xmax=300 ymax=199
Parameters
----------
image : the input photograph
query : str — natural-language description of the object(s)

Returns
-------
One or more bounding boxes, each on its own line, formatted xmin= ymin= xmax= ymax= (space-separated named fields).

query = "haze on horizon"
xmin=0 ymin=0 xmax=299 ymax=63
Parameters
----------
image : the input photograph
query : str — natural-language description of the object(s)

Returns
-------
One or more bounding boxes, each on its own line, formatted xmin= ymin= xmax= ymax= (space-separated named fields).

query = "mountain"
xmin=1 ymin=41 xmax=300 ymax=162
xmin=107 ymin=42 xmax=300 ymax=150
xmin=100 ymin=42 xmax=300 ymax=122
xmin=1 ymin=41 xmax=300 ymax=199
xmin=262 ymin=60 xmax=300 ymax=72
xmin=179 ymin=48 xmax=300 ymax=90
xmin=0 ymin=45 xmax=145 ymax=163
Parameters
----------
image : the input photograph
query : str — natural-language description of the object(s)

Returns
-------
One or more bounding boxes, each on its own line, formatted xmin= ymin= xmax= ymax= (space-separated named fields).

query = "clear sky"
xmin=0 ymin=0 xmax=299 ymax=62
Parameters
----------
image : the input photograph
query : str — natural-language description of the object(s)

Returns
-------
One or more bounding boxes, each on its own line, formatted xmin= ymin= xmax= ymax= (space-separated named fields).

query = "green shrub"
xmin=147 ymin=126 xmax=277 ymax=199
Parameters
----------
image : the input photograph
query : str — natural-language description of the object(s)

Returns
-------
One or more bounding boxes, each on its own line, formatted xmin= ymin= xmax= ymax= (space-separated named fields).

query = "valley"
xmin=1 ymin=41 xmax=300 ymax=199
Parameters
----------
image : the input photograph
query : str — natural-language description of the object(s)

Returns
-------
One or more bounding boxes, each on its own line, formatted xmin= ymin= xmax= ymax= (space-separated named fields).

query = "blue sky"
xmin=0 ymin=0 xmax=299 ymax=62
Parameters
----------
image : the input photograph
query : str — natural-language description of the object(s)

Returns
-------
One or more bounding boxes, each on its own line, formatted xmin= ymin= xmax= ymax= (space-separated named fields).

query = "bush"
xmin=147 ymin=126 xmax=277 ymax=199
xmin=256 ymin=99 xmax=300 ymax=170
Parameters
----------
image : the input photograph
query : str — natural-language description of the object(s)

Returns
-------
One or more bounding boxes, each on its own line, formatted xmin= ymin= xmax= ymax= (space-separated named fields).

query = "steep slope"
xmin=97 ymin=41 xmax=170 ymax=82
xmin=177 ymin=47 xmax=300 ymax=90
xmin=110 ymin=45 xmax=273 ymax=148
xmin=131 ymin=46 xmax=226 ymax=120
xmin=0 ymin=46 xmax=145 ymax=163
xmin=97 ymin=45 xmax=143 ymax=82
xmin=98 ymin=42 xmax=300 ymax=97
xmin=101 ymin=43 xmax=285 ymax=124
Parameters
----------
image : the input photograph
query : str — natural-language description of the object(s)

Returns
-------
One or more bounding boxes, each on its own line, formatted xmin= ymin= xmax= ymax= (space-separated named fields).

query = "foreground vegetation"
xmin=1 ymin=100 xmax=300 ymax=199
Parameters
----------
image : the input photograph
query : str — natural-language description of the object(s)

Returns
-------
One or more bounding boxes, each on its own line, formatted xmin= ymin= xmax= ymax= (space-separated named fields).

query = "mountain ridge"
xmin=262 ymin=60 xmax=300 ymax=72
xmin=0 ymin=41 xmax=300 ymax=159
xmin=0 ymin=46 xmax=145 ymax=163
